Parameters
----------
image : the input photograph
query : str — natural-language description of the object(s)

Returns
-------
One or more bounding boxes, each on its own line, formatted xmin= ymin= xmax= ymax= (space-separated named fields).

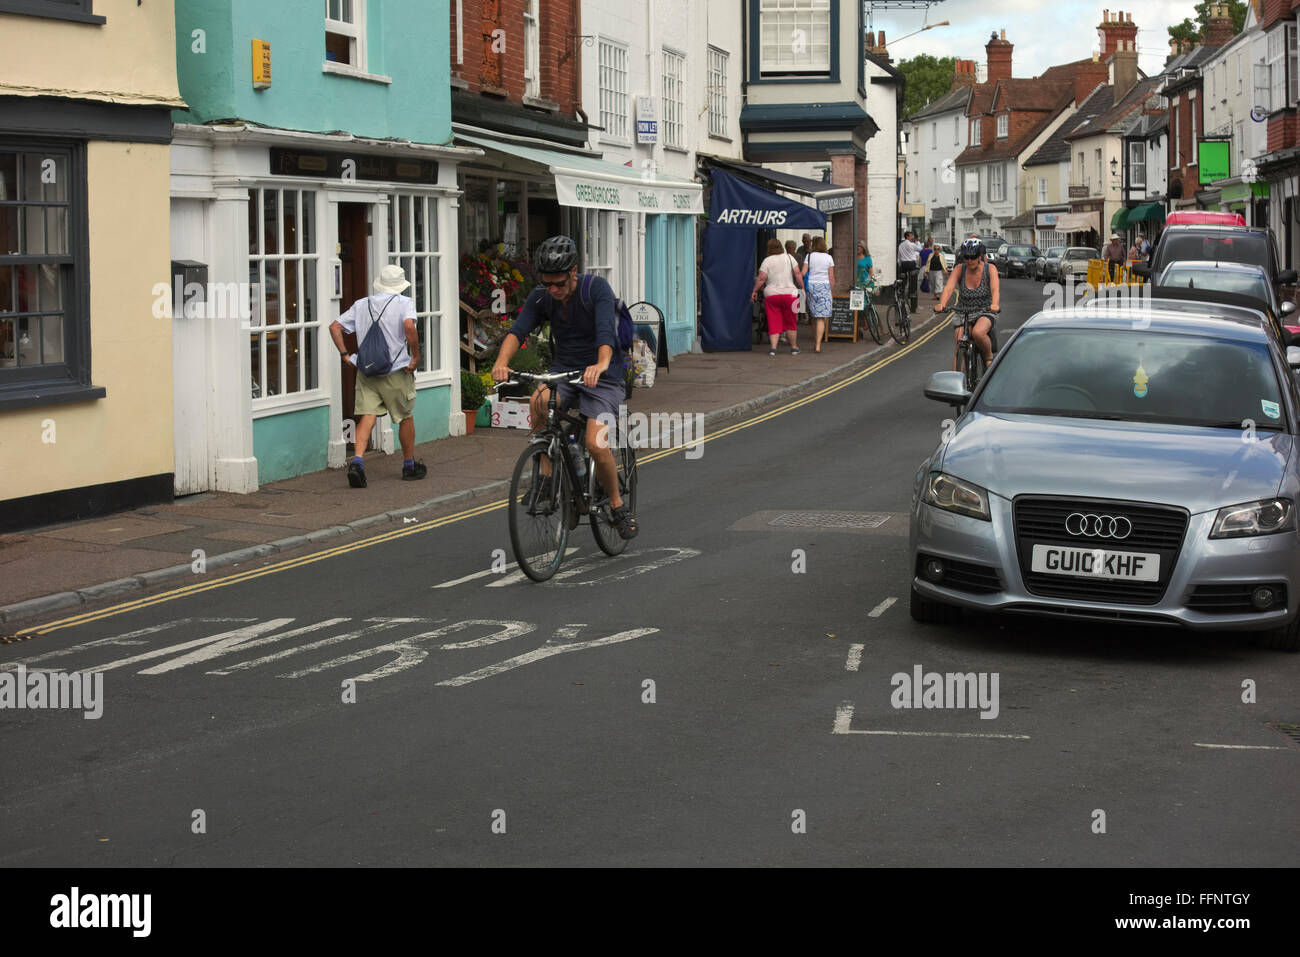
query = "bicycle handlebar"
xmin=494 ymin=370 xmax=584 ymax=391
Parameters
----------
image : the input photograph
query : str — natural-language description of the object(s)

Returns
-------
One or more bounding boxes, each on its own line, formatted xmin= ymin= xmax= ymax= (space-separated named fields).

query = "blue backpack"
xmin=561 ymin=274 xmax=635 ymax=352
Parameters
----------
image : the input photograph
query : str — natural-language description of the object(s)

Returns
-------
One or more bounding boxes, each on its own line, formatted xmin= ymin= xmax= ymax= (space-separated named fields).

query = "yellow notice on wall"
xmin=252 ymin=39 xmax=271 ymax=89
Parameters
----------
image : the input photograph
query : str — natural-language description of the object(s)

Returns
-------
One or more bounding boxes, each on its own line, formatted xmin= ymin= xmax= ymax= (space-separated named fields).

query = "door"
xmin=337 ymin=202 xmax=369 ymax=431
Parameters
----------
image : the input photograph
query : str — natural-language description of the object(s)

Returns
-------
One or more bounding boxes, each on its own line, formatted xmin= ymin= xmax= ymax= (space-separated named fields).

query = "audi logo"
xmin=1065 ymin=513 xmax=1133 ymax=539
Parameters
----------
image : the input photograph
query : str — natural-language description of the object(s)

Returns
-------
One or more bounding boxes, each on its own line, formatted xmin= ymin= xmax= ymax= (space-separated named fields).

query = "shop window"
xmin=248 ymin=188 xmax=318 ymax=402
xmin=581 ymin=209 xmax=613 ymax=283
xmin=759 ymin=0 xmax=831 ymax=76
xmin=388 ymin=193 xmax=444 ymax=377
xmin=325 ymin=0 xmax=366 ymax=71
xmin=0 ymin=142 xmax=97 ymax=406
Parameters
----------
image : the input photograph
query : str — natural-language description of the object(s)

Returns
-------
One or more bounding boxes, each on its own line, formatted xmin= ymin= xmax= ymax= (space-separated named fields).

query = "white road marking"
xmin=210 ymin=618 xmax=425 ymax=675
xmin=832 ymin=702 xmax=1029 ymax=739
xmin=845 ymin=644 xmax=864 ymax=672
xmin=486 ymin=550 xmax=591 ymax=587
xmin=438 ymin=625 xmax=660 ymax=687
xmin=552 ymin=547 xmax=701 ymax=586
xmin=278 ymin=620 xmax=537 ymax=681
xmin=1193 ymin=743 xmax=1292 ymax=751
xmin=434 ymin=550 xmax=580 ymax=588
xmin=0 ymin=619 xmax=250 ymax=671
xmin=78 ymin=619 xmax=296 ymax=674
xmin=140 ymin=618 xmax=352 ymax=675
xmin=868 ymin=597 xmax=896 ymax=618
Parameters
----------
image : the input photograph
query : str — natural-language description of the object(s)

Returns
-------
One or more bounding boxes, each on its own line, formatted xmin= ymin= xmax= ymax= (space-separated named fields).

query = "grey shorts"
xmin=556 ymin=376 xmax=625 ymax=422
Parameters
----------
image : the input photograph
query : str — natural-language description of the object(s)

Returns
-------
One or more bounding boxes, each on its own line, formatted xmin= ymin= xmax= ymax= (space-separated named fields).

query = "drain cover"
xmin=768 ymin=511 xmax=893 ymax=530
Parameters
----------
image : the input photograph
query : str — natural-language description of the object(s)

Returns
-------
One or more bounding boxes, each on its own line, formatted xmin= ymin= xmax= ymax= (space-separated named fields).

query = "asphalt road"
xmin=3 ymin=278 xmax=1298 ymax=867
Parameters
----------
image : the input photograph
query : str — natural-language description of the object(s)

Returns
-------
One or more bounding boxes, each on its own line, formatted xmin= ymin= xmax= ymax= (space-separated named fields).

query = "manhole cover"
xmin=768 ymin=511 xmax=893 ymax=530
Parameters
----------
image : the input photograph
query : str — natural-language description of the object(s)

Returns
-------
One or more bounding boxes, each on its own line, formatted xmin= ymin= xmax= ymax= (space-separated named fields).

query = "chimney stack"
xmin=1074 ymin=54 xmax=1110 ymax=106
xmin=1203 ymin=2 xmax=1235 ymax=46
xmin=949 ymin=58 xmax=978 ymax=93
xmin=1111 ymin=38 xmax=1139 ymax=104
xmin=1097 ymin=8 xmax=1139 ymax=60
xmin=985 ymin=30 xmax=1013 ymax=85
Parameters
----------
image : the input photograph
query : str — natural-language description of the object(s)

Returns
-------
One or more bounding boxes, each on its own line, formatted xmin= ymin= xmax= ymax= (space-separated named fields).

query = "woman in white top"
xmin=750 ymin=237 xmax=804 ymax=356
xmin=801 ymin=237 xmax=835 ymax=353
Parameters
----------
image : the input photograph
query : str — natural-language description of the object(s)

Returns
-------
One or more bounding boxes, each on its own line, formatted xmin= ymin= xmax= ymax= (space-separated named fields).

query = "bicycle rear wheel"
xmin=507 ymin=440 xmax=571 ymax=582
xmin=885 ymin=302 xmax=911 ymax=344
xmin=591 ymin=443 xmax=638 ymax=556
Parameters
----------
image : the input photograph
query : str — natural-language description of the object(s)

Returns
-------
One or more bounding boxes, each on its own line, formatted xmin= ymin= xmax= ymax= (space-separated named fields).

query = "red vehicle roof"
xmin=1164 ymin=210 xmax=1247 ymax=227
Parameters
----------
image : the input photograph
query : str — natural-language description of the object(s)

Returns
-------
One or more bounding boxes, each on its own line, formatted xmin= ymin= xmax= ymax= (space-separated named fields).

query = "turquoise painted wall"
xmin=173 ymin=0 xmax=451 ymax=145
xmin=646 ymin=215 xmax=697 ymax=357
xmin=253 ymin=405 xmax=329 ymax=484
xmin=410 ymin=385 xmax=451 ymax=445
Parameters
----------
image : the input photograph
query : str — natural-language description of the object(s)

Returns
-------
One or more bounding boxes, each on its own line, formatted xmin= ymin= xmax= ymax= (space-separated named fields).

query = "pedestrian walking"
xmin=802 ymin=236 xmax=836 ymax=353
xmin=927 ymin=237 xmax=948 ymax=300
xmin=796 ymin=233 xmax=812 ymax=267
xmin=1128 ymin=233 xmax=1148 ymax=266
xmin=786 ymin=239 xmax=806 ymax=324
xmin=329 ymin=264 xmax=426 ymax=488
xmin=1103 ymin=233 xmax=1126 ymax=284
xmin=752 ymin=237 xmax=804 ymax=356
xmin=919 ymin=238 xmax=934 ymax=296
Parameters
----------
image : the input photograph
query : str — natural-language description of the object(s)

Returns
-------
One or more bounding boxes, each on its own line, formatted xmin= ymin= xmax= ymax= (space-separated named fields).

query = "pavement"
xmin=0 ymin=313 xmax=942 ymax=624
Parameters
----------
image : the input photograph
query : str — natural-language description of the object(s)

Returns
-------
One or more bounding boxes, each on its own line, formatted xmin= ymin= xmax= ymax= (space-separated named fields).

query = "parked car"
xmin=991 ymin=243 xmax=1009 ymax=270
xmin=1154 ymin=261 xmax=1294 ymax=325
xmin=1003 ymin=244 xmax=1041 ymax=278
xmin=1135 ymin=225 xmax=1297 ymax=300
xmin=1084 ymin=285 xmax=1295 ymax=349
xmin=1035 ymin=246 xmax=1066 ymax=281
xmin=1057 ymin=246 xmax=1098 ymax=282
xmin=912 ymin=300 xmax=1300 ymax=650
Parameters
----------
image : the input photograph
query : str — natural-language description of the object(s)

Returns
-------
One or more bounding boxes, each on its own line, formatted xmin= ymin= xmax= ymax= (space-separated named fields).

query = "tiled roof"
xmin=907 ymin=86 xmax=971 ymax=121
xmin=992 ymin=78 xmax=1073 ymax=112
xmin=1023 ymin=83 xmax=1114 ymax=166
xmin=955 ymin=92 xmax=1072 ymax=166
xmin=1064 ymin=77 xmax=1160 ymax=140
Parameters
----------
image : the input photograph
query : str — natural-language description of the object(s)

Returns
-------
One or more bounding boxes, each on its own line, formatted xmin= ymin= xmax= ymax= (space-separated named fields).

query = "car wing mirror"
xmin=1282 ymin=301 xmax=1297 ymax=317
xmin=924 ymin=370 xmax=971 ymax=407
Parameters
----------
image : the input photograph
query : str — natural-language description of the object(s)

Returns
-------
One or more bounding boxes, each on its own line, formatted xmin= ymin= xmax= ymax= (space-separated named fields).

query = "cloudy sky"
xmin=875 ymin=0 xmax=1212 ymax=78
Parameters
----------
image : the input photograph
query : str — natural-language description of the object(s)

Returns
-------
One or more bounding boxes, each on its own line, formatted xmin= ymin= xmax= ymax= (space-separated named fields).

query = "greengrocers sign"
xmin=556 ymin=174 xmax=704 ymax=214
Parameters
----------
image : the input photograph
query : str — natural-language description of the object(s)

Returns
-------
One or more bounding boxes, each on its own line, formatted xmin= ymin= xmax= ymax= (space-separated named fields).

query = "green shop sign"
xmin=1197 ymin=140 xmax=1231 ymax=185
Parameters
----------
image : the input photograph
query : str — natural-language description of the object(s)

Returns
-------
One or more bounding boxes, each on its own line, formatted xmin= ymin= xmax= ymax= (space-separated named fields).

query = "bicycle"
xmin=883 ymin=274 xmax=913 ymax=344
xmin=503 ymin=370 xmax=639 ymax=582
xmin=859 ymin=285 xmax=885 ymax=344
xmin=938 ymin=306 xmax=1000 ymax=392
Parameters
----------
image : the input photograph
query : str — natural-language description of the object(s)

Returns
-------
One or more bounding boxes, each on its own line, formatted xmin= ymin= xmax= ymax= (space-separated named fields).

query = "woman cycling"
xmin=934 ymin=237 xmax=999 ymax=372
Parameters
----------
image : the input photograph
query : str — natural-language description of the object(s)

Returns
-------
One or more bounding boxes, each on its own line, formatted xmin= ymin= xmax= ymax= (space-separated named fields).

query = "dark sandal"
xmin=610 ymin=504 xmax=639 ymax=540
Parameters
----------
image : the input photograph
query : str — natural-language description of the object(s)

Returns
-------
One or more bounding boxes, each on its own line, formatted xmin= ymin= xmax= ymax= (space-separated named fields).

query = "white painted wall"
xmin=1201 ymin=22 xmax=1267 ymax=178
xmin=903 ymin=103 xmax=967 ymax=245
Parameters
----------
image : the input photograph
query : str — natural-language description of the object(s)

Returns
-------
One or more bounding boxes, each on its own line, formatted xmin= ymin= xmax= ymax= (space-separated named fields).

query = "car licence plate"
xmin=1030 ymin=544 xmax=1160 ymax=582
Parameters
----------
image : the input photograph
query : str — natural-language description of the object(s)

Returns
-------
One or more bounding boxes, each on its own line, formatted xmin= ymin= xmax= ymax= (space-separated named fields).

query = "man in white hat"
xmin=1103 ymin=233 xmax=1126 ymax=284
xmin=328 ymin=263 xmax=426 ymax=487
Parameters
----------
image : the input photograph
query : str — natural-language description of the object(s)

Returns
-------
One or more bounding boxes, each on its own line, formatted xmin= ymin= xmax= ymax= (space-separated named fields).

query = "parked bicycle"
xmin=883 ymin=273 xmax=913 ymax=344
xmin=503 ymin=370 xmax=638 ymax=582
xmin=938 ymin=306 xmax=1000 ymax=392
xmin=859 ymin=285 xmax=885 ymax=345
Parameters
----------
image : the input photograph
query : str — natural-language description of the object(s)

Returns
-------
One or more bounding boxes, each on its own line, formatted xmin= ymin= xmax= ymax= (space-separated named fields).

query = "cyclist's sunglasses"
xmin=540 ymin=276 xmax=570 ymax=289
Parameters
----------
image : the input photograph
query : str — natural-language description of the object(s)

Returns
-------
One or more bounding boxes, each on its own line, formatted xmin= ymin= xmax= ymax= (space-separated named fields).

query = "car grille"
xmin=1186 ymin=583 xmax=1287 ymax=615
xmin=1013 ymin=496 xmax=1189 ymax=605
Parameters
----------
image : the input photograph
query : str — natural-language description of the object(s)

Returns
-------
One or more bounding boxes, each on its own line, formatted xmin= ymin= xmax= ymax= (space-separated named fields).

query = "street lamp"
xmin=889 ymin=20 xmax=951 ymax=45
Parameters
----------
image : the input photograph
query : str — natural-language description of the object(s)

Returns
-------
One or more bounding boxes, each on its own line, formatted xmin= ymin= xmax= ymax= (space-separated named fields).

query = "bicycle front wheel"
xmin=507 ymin=440 xmax=571 ymax=582
xmin=591 ymin=444 xmax=638 ymax=556
xmin=885 ymin=303 xmax=910 ymax=344
xmin=865 ymin=303 xmax=885 ymax=344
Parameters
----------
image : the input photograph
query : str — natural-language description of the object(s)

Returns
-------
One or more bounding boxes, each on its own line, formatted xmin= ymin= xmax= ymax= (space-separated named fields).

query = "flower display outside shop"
xmin=459 ymin=250 xmax=550 ymax=368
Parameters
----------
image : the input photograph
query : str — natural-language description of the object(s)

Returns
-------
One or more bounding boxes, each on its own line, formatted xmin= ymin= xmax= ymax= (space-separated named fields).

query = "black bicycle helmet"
xmin=959 ymin=238 xmax=985 ymax=260
xmin=535 ymin=235 xmax=579 ymax=273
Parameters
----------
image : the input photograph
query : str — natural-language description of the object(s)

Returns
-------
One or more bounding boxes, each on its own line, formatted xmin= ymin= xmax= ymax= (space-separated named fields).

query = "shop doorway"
xmin=337 ymin=202 xmax=369 ymax=436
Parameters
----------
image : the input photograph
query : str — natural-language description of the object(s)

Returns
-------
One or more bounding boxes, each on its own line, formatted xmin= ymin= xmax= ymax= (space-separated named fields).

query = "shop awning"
xmin=1128 ymin=202 xmax=1166 ymax=225
xmin=456 ymin=131 xmax=704 ymax=215
xmin=1054 ymin=212 xmax=1098 ymax=233
xmin=707 ymin=158 xmax=856 ymax=212
xmin=1111 ymin=207 xmax=1131 ymax=230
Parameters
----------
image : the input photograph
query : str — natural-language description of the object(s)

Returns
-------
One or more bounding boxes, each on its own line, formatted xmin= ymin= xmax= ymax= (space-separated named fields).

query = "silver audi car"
xmin=909 ymin=301 xmax=1300 ymax=651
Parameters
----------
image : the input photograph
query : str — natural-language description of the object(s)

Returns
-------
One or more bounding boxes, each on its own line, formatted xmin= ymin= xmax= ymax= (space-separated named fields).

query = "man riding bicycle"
xmin=934 ymin=237 xmax=1000 ymax=371
xmin=492 ymin=235 xmax=637 ymax=539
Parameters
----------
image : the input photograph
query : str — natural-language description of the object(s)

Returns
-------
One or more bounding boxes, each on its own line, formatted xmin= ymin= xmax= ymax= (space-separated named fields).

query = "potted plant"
xmin=460 ymin=369 xmax=488 ymax=434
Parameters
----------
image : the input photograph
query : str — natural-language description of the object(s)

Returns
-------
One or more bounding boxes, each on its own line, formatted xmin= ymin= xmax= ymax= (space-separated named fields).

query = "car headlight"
xmin=923 ymin=471 xmax=991 ymax=521
xmin=1209 ymin=498 xmax=1295 ymax=538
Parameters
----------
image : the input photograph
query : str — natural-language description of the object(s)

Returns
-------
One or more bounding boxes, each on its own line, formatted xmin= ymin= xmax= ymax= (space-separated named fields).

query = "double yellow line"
xmin=27 ymin=318 xmax=946 ymax=635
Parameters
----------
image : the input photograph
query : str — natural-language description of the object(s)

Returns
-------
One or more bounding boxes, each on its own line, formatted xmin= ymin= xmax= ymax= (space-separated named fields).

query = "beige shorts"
xmin=355 ymin=369 xmax=416 ymax=423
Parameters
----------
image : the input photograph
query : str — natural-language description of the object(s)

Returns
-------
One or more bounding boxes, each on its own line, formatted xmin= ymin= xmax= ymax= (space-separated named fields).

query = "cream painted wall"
xmin=0 ymin=4 xmax=183 ymax=106
xmin=0 ymin=142 xmax=174 ymax=500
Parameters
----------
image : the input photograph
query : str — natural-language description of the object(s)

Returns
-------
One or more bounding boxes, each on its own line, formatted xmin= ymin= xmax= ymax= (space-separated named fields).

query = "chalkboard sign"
xmin=826 ymin=295 xmax=857 ymax=340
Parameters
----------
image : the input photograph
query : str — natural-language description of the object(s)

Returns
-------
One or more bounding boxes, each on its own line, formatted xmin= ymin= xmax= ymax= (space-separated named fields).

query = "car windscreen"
xmin=1047 ymin=247 xmax=1065 ymax=257
xmin=1064 ymin=249 xmax=1093 ymax=259
xmin=1008 ymin=246 xmax=1033 ymax=256
xmin=1158 ymin=233 xmax=1269 ymax=271
xmin=977 ymin=328 xmax=1287 ymax=430
xmin=1159 ymin=266 xmax=1271 ymax=302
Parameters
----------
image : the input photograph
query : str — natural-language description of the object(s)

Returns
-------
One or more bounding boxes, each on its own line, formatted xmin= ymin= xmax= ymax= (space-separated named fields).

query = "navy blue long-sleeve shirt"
xmin=507 ymin=275 xmax=624 ymax=384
